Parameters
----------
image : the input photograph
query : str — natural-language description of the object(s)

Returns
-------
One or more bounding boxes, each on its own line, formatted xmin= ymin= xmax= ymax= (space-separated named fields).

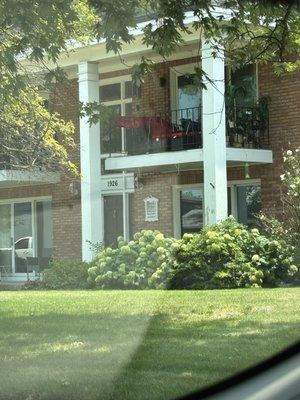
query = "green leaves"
xmin=0 ymin=87 xmax=77 ymax=175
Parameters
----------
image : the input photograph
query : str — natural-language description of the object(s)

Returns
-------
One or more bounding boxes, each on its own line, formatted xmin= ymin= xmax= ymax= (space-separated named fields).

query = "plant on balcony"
xmin=225 ymin=84 xmax=268 ymax=149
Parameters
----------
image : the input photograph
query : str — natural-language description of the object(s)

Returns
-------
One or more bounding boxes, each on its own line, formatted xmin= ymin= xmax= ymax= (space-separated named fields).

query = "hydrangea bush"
xmin=280 ymin=148 xmax=300 ymax=239
xmin=169 ymin=217 xmax=298 ymax=289
xmin=87 ymin=230 xmax=176 ymax=289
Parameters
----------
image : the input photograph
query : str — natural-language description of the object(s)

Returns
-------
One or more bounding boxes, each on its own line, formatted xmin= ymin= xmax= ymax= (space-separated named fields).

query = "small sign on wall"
xmin=144 ymin=196 xmax=159 ymax=222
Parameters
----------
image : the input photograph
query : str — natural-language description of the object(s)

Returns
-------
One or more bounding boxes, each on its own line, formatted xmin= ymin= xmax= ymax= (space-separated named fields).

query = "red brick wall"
xmin=129 ymin=61 xmax=300 ymax=232
xmin=1 ymin=57 xmax=299 ymax=259
xmin=131 ymin=172 xmax=180 ymax=236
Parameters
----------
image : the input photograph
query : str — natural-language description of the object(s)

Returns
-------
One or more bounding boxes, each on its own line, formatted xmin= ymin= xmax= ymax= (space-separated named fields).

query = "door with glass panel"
xmin=14 ymin=202 xmax=33 ymax=273
xmin=99 ymin=80 xmax=133 ymax=155
xmin=0 ymin=199 xmax=53 ymax=276
xmin=0 ymin=204 xmax=13 ymax=275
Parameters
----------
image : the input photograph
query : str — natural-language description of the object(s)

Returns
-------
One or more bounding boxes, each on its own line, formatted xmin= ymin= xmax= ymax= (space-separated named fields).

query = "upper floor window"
xmin=99 ymin=78 xmax=133 ymax=155
xmin=225 ymin=64 xmax=257 ymax=106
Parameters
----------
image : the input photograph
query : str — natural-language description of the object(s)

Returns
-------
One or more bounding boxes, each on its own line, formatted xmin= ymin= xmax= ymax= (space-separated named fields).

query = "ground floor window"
xmin=0 ymin=198 xmax=52 ymax=275
xmin=174 ymin=181 xmax=261 ymax=237
xmin=180 ymin=189 xmax=204 ymax=235
xmin=227 ymin=181 xmax=262 ymax=228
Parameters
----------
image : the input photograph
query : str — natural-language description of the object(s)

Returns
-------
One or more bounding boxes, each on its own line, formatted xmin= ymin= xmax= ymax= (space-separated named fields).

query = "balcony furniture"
xmin=26 ymin=256 xmax=51 ymax=281
xmin=26 ymin=257 xmax=39 ymax=281
xmin=26 ymin=257 xmax=49 ymax=280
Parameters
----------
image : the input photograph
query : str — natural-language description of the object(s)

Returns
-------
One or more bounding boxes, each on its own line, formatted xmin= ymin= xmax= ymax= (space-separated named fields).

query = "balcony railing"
xmin=103 ymin=102 xmax=269 ymax=157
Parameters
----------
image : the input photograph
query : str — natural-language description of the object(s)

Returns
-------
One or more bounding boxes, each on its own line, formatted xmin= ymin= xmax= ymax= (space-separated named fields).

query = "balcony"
xmin=104 ymin=102 xmax=272 ymax=172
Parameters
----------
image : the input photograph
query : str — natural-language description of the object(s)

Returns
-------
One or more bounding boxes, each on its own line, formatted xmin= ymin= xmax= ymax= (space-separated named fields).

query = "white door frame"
xmin=0 ymin=196 xmax=52 ymax=277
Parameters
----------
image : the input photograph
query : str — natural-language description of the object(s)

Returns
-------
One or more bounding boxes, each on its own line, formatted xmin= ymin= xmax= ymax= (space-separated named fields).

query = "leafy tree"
xmin=89 ymin=0 xmax=300 ymax=77
xmin=0 ymin=0 xmax=95 ymax=173
xmin=280 ymin=148 xmax=300 ymax=240
xmin=2 ymin=0 xmax=300 ymax=171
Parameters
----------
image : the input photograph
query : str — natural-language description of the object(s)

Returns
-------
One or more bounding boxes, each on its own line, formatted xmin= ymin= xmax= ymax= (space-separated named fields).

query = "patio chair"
xmin=26 ymin=256 xmax=51 ymax=281
xmin=26 ymin=257 xmax=39 ymax=281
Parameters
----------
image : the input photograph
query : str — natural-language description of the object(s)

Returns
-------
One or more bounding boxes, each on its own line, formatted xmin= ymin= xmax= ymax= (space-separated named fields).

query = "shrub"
xmin=88 ymin=230 xmax=176 ymax=289
xmin=41 ymin=259 xmax=90 ymax=289
xmin=280 ymin=148 xmax=300 ymax=239
xmin=170 ymin=217 xmax=298 ymax=289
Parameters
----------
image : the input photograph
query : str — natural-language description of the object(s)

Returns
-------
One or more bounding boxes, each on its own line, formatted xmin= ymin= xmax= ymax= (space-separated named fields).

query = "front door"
xmin=104 ymin=195 xmax=123 ymax=246
xmin=14 ymin=202 xmax=33 ymax=273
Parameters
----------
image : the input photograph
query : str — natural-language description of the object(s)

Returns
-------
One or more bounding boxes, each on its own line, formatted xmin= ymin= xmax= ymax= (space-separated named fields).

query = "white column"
xmin=202 ymin=41 xmax=228 ymax=225
xmin=78 ymin=61 xmax=102 ymax=261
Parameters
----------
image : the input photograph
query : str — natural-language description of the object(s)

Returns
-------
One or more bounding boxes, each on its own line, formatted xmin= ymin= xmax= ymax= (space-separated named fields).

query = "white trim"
xmin=99 ymin=76 xmax=133 ymax=155
xmin=99 ymin=74 xmax=132 ymax=86
xmin=0 ymin=197 xmax=53 ymax=277
xmin=0 ymin=195 xmax=52 ymax=205
xmin=0 ymin=170 xmax=60 ymax=188
xmin=105 ymin=148 xmax=273 ymax=172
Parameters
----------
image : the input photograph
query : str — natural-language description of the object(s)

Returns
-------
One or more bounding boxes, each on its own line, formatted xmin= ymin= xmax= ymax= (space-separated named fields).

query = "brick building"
xmin=0 ymin=26 xmax=299 ymax=281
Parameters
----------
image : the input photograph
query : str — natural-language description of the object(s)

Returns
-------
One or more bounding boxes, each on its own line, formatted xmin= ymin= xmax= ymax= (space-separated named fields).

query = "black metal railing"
xmin=106 ymin=107 xmax=202 ymax=156
xmin=104 ymin=102 xmax=269 ymax=157
xmin=226 ymin=100 xmax=269 ymax=149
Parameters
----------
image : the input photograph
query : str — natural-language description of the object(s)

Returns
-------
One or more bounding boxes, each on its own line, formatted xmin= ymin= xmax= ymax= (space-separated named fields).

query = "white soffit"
xmin=0 ymin=170 xmax=60 ymax=188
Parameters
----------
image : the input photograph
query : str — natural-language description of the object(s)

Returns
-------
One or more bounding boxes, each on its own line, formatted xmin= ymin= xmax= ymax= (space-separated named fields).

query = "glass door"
xmin=0 ymin=199 xmax=53 ymax=276
xmin=14 ymin=202 xmax=33 ymax=273
xmin=0 ymin=204 xmax=13 ymax=274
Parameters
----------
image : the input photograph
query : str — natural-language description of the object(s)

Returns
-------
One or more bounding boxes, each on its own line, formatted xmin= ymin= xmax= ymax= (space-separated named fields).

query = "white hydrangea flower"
xmin=286 ymin=150 xmax=293 ymax=156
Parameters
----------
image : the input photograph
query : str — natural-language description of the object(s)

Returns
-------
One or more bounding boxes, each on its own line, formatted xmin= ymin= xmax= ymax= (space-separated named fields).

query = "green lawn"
xmin=0 ymin=289 xmax=299 ymax=400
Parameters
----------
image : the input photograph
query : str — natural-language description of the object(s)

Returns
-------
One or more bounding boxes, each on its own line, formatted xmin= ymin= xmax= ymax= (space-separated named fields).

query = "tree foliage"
xmin=89 ymin=0 xmax=300 ymax=75
xmin=0 ymin=0 xmax=95 ymax=173
xmin=1 ymin=0 xmax=300 ymax=171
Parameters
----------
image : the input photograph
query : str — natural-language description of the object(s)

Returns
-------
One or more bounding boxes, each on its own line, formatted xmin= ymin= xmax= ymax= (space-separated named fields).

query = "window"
xmin=14 ymin=238 xmax=29 ymax=250
xmin=225 ymin=64 xmax=257 ymax=106
xmin=100 ymin=83 xmax=121 ymax=102
xmin=180 ymin=189 xmax=204 ymax=234
xmin=227 ymin=182 xmax=262 ymax=227
xmin=174 ymin=181 xmax=261 ymax=236
xmin=99 ymin=78 xmax=132 ymax=155
xmin=236 ymin=184 xmax=262 ymax=227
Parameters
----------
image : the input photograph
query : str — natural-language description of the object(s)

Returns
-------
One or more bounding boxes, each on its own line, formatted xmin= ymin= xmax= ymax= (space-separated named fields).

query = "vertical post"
xmin=202 ymin=40 xmax=228 ymax=225
xmin=122 ymin=171 xmax=130 ymax=241
xmin=78 ymin=61 xmax=102 ymax=261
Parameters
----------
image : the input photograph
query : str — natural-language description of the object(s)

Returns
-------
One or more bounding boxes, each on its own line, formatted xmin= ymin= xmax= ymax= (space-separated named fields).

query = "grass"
xmin=0 ymin=288 xmax=299 ymax=400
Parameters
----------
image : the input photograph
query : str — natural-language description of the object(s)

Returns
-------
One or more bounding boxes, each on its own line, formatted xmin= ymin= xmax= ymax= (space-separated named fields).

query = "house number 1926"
xmin=107 ymin=180 xmax=118 ymax=187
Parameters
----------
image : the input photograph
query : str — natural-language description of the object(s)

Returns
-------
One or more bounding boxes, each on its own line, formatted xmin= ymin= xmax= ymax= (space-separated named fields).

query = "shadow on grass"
xmin=0 ymin=310 xmax=298 ymax=400
xmin=108 ymin=313 xmax=299 ymax=400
